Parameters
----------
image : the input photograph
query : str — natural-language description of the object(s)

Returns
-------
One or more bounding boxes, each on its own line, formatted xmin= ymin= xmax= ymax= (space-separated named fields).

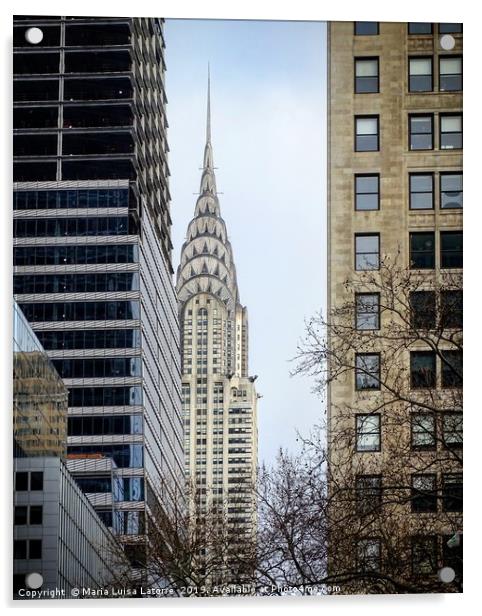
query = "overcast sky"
xmin=165 ymin=19 xmax=327 ymax=466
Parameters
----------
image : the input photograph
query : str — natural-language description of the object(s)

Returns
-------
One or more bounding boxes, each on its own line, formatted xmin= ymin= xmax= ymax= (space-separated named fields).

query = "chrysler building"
xmin=176 ymin=74 xmax=258 ymax=559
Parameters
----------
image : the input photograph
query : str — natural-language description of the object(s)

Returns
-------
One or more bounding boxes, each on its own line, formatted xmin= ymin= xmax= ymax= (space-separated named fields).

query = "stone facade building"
xmin=327 ymin=21 xmax=462 ymax=590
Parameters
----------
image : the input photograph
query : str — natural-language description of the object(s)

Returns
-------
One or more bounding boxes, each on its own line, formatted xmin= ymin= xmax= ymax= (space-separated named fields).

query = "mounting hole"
xmin=25 ymin=572 xmax=44 ymax=589
xmin=25 ymin=27 xmax=44 ymax=45
xmin=440 ymin=34 xmax=455 ymax=51
xmin=438 ymin=566 xmax=456 ymax=584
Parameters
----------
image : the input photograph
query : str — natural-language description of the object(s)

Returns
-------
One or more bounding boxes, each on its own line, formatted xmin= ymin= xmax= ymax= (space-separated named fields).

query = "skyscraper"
xmin=13 ymin=16 xmax=184 ymax=567
xmin=176 ymin=75 xmax=258 ymax=573
xmin=327 ymin=21 xmax=462 ymax=590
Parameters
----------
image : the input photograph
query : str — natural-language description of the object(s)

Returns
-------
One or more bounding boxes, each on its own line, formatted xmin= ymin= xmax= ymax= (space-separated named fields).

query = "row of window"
xmin=354 ymin=231 xmax=463 ymax=270
xmin=355 ymin=411 xmax=462 ymax=452
xmin=354 ymin=113 xmax=462 ymax=152
xmin=68 ymin=386 xmax=142 ymax=407
xmin=355 ymin=290 xmax=462 ymax=331
xmin=53 ymin=357 xmax=141 ymax=378
xmin=14 ymin=216 xmax=129 ymax=238
xmin=14 ymin=272 xmax=139 ymax=295
xmin=14 ymin=539 xmax=42 ymax=560
xmin=68 ymin=414 xmax=143 ymax=436
xmin=14 ymin=504 xmax=43 ymax=526
xmin=355 ymin=350 xmax=461 ymax=390
xmin=14 ymin=471 xmax=44 ymax=491
xmin=356 ymin=473 xmax=462 ymax=515
xmin=354 ymin=22 xmax=462 ymax=36
xmin=354 ymin=172 xmax=462 ymax=211
xmin=408 ymin=56 xmax=462 ymax=93
xmin=356 ymin=534 xmax=462 ymax=578
xmin=14 ymin=189 xmax=129 ymax=210
xmin=19 ymin=300 xmax=140 ymax=322
xmin=67 ymin=444 xmax=143 ymax=468
xmin=13 ymin=244 xmax=139 ymax=266
xmin=73 ymin=476 xmax=144 ymax=502
xmin=36 ymin=328 xmax=141 ymax=350
xmin=354 ymin=56 xmax=462 ymax=94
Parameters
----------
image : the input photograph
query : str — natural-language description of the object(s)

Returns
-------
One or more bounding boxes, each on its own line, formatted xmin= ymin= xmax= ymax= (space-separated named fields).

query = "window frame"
xmin=355 ymin=292 xmax=380 ymax=330
xmin=355 ymin=115 xmax=380 ymax=152
xmin=411 ymin=474 xmax=438 ymax=513
xmin=410 ymin=350 xmax=436 ymax=389
xmin=409 ymin=231 xmax=435 ymax=270
xmin=408 ymin=114 xmax=434 ymax=151
xmin=409 ymin=172 xmax=434 ymax=210
xmin=355 ymin=233 xmax=380 ymax=271
xmin=355 ymin=413 xmax=381 ymax=453
xmin=408 ymin=23 xmax=433 ymax=35
xmin=408 ymin=56 xmax=433 ymax=92
xmin=442 ymin=473 xmax=463 ymax=512
xmin=411 ymin=536 xmax=438 ymax=576
xmin=439 ymin=55 xmax=462 ymax=92
xmin=442 ymin=412 xmax=463 ymax=449
xmin=410 ymin=412 xmax=436 ymax=451
xmin=355 ymin=353 xmax=381 ymax=391
xmin=356 ymin=537 xmax=382 ymax=572
xmin=439 ymin=113 xmax=463 ymax=150
xmin=440 ymin=230 xmax=463 ymax=269
xmin=355 ymin=475 xmax=382 ymax=515
xmin=440 ymin=172 xmax=463 ymax=209
xmin=354 ymin=22 xmax=379 ymax=36
xmin=354 ymin=57 xmax=379 ymax=94
xmin=354 ymin=173 xmax=380 ymax=211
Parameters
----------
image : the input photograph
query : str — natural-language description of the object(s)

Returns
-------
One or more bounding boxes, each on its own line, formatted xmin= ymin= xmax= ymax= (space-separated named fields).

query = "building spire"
xmin=206 ymin=63 xmax=211 ymax=143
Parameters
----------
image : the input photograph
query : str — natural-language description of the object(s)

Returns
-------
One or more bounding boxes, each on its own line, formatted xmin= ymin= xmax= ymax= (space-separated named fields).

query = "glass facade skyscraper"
xmin=13 ymin=16 xmax=183 ymax=564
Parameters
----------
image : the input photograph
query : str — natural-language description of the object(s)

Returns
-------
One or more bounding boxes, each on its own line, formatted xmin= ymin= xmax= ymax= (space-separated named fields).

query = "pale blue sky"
xmin=165 ymin=19 xmax=327 ymax=465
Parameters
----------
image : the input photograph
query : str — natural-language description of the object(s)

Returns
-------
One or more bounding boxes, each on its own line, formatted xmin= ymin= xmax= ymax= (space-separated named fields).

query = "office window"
xmin=410 ymin=351 xmax=436 ymax=388
xmin=439 ymin=23 xmax=462 ymax=34
xmin=411 ymin=475 xmax=437 ymax=512
xmin=441 ymin=231 xmax=463 ymax=268
xmin=15 ymin=472 xmax=28 ymax=491
xmin=355 ymin=293 xmax=380 ymax=330
xmin=411 ymin=413 xmax=436 ymax=450
xmin=29 ymin=540 xmax=42 ymax=559
xmin=355 ymin=353 xmax=380 ymax=390
xmin=409 ymin=173 xmax=434 ymax=209
xmin=355 ymin=57 xmax=379 ymax=93
xmin=30 ymin=472 xmax=44 ymax=490
xmin=408 ymin=23 xmax=433 ymax=35
xmin=355 ymin=174 xmax=379 ymax=210
xmin=29 ymin=506 xmax=43 ymax=525
xmin=357 ymin=538 xmax=381 ymax=572
xmin=410 ymin=291 xmax=436 ymax=329
xmin=439 ymin=56 xmax=462 ymax=91
xmin=440 ymin=114 xmax=462 ymax=149
xmin=409 ymin=57 xmax=433 ymax=92
xmin=354 ymin=22 xmax=379 ymax=35
xmin=412 ymin=536 xmax=438 ymax=575
xmin=442 ymin=474 xmax=462 ymax=512
xmin=440 ymin=290 xmax=462 ymax=329
xmin=440 ymin=173 xmax=462 ymax=209
xmin=442 ymin=413 xmax=463 ymax=449
xmin=356 ymin=414 xmax=381 ymax=452
xmin=356 ymin=475 xmax=382 ymax=514
xmin=14 ymin=506 xmax=28 ymax=525
xmin=355 ymin=234 xmax=380 ymax=270
xmin=409 ymin=115 xmax=433 ymax=150
xmin=14 ymin=540 xmax=27 ymax=560
xmin=355 ymin=116 xmax=379 ymax=151
xmin=410 ymin=232 xmax=435 ymax=269
xmin=441 ymin=350 xmax=463 ymax=388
